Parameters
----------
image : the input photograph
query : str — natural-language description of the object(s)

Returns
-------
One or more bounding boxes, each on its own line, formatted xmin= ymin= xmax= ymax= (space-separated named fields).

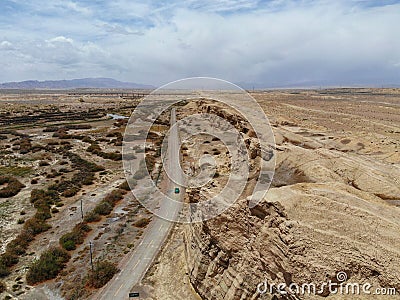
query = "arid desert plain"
xmin=0 ymin=88 xmax=399 ymax=300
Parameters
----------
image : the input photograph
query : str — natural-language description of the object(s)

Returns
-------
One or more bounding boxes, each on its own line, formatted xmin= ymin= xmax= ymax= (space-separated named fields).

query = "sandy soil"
xmin=145 ymin=89 xmax=399 ymax=300
xmin=1 ymin=88 xmax=399 ymax=300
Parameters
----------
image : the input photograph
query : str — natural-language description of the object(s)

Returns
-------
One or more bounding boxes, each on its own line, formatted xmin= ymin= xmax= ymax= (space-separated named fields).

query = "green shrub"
xmin=0 ymin=166 xmax=32 ymax=176
xmin=84 ymin=211 xmax=101 ymax=223
xmin=87 ymin=261 xmax=118 ymax=288
xmin=85 ymin=189 xmax=126 ymax=222
xmin=30 ymin=189 xmax=58 ymax=205
xmin=34 ymin=207 xmax=52 ymax=221
xmin=61 ymin=240 xmax=76 ymax=251
xmin=24 ymin=218 xmax=51 ymax=235
xmin=26 ymin=247 xmax=70 ymax=285
xmin=103 ymin=189 xmax=126 ymax=206
xmin=6 ymin=230 xmax=34 ymax=256
xmin=0 ymin=229 xmax=35 ymax=275
xmin=0 ymin=252 xmax=18 ymax=268
xmin=93 ymin=201 xmax=113 ymax=216
xmin=59 ymin=223 xmax=91 ymax=251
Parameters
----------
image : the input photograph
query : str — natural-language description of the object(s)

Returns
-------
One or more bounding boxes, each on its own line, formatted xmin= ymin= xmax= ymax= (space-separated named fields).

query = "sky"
xmin=0 ymin=0 xmax=399 ymax=87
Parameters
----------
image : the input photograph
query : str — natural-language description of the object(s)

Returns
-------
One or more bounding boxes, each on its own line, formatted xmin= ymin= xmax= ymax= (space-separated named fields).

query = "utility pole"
xmin=80 ymin=199 xmax=83 ymax=220
xmin=89 ymin=241 xmax=94 ymax=272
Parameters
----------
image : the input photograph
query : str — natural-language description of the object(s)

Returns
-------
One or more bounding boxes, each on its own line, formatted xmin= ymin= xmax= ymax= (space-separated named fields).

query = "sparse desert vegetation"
xmin=0 ymin=89 xmax=398 ymax=300
xmin=0 ymin=91 xmax=155 ymax=299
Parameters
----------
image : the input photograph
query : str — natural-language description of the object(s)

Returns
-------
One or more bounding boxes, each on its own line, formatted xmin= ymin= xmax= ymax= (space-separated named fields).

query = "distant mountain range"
xmin=2 ymin=78 xmax=398 ymax=90
xmin=0 ymin=78 xmax=154 ymax=89
xmin=237 ymin=80 xmax=400 ymax=90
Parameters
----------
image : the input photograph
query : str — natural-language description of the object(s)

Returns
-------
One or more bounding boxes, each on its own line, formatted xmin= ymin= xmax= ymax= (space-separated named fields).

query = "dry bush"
xmin=84 ymin=211 xmax=101 ymax=223
xmin=93 ymin=201 xmax=113 ymax=216
xmin=145 ymin=154 xmax=156 ymax=173
xmin=118 ymin=180 xmax=132 ymax=191
xmin=82 ymin=136 xmax=93 ymax=143
xmin=86 ymin=143 xmax=101 ymax=154
xmin=0 ymin=166 xmax=70 ymax=275
xmin=134 ymin=217 xmax=151 ymax=228
xmin=65 ymin=124 xmax=92 ymax=130
xmin=19 ymin=137 xmax=32 ymax=154
xmin=49 ymin=152 xmax=103 ymax=195
xmin=0 ymin=263 xmax=10 ymax=278
xmin=62 ymin=187 xmax=79 ymax=198
xmin=46 ymin=140 xmax=59 ymax=146
xmin=43 ymin=127 xmax=60 ymax=132
xmin=38 ymin=160 xmax=50 ymax=166
xmin=87 ymin=143 xmax=122 ymax=161
xmin=86 ymin=261 xmax=118 ymax=288
xmin=86 ymin=188 xmax=126 ymax=223
xmin=23 ymin=218 xmax=51 ymax=235
xmin=0 ymin=176 xmax=25 ymax=198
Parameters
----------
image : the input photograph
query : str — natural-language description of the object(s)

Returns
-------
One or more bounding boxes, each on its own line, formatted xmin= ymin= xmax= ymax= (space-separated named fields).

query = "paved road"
xmin=92 ymin=108 xmax=184 ymax=299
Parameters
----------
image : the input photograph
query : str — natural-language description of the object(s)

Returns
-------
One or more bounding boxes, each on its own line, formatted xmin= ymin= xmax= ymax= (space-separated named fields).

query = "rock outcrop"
xmin=181 ymin=100 xmax=400 ymax=300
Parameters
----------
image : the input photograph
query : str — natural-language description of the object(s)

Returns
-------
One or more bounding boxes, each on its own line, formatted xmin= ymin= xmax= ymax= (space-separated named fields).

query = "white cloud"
xmin=0 ymin=0 xmax=399 ymax=86
xmin=0 ymin=41 xmax=14 ymax=50
xmin=47 ymin=36 xmax=74 ymax=44
xmin=99 ymin=23 xmax=144 ymax=35
xmin=63 ymin=1 xmax=91 ymax=15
